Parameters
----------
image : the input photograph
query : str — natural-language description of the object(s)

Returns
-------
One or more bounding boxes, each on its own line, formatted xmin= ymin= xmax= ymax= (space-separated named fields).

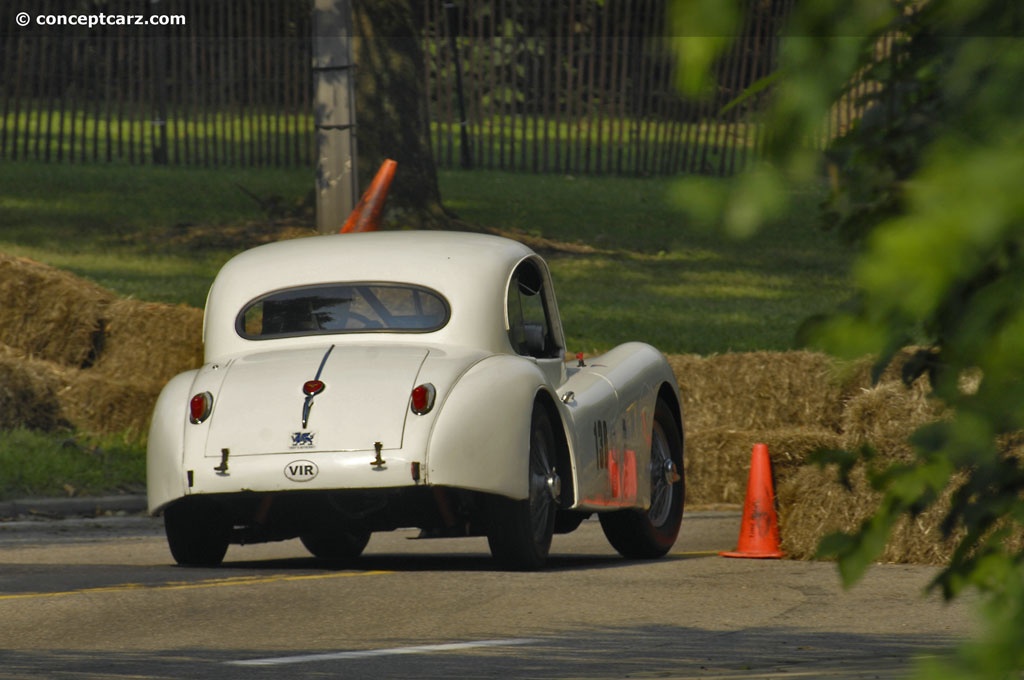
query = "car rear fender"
xmin=146 ymin=369 xmax=200 ymax=514
xmin=425 ymin=354 xmax=558 ymax=500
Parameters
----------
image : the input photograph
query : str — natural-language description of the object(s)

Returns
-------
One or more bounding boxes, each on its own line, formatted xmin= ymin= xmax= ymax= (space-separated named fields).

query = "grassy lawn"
xmin=0 ymin=161 xmax=312 ymax=305
xmin=0 ymin=431 xmax=144 ymax=500
xmin=0 ymin=160 xmax=852 ymax=499
xmin=0 ymin=162 xmax=850 ymax=353
xmin=443 ymin=170 xmax=850 ymax=354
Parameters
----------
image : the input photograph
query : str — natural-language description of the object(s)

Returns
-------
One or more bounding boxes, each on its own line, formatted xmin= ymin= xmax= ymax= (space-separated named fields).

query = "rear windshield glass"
xmin=237 ymin=283 xmax=450 ymax=339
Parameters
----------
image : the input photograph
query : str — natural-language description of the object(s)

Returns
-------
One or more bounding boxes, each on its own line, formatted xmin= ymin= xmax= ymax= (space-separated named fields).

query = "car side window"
xmin=507 ymin=260 xmax=559 ymax=359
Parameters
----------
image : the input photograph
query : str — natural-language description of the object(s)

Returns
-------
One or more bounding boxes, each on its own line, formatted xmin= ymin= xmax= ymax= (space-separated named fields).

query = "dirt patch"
xmin=139 ymin=219 xmax=318 ymax=252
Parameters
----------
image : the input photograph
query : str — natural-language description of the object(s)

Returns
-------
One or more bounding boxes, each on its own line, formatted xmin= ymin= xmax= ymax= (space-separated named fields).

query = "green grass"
xmin=431 ymin=116 xmax=762 ymax=175
xmin=0 ymin=161 xmax=311 ymax=305
xmin=0 ymin=160 xmax=852 ymax=499
xmin=442 ymin=170 xmax=850 ymax=354
xmin=3 ymin=106 xmax=313 ymax=168
xmin=0 ymin=162 xmax=850 ymax=352
xmin=0 ymin=430 xmax=145 ymax=502
xmin=5 ymin=106 xmax=758 ymax=176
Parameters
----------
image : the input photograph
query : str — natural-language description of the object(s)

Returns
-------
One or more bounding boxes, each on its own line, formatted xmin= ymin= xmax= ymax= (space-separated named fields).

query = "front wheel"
xmin=600 ymin=397 xmax=684 ymax=559
xmin=163 ymin=498 xmax=231 ymax=567
xmin=487 ymin=402 xmax=561 ymax=570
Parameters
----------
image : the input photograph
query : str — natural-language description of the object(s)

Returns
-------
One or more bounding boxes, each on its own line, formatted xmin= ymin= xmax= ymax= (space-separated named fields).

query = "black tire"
xmin=599 ymin=397 xmax=684 ymax=559
xmin=163 ymin=498 xmax=231 ymax=567
xmin=487 ymin=402 xmax=561 ymax=570
xmin=300 ymin=526 xmax=371 ymax=561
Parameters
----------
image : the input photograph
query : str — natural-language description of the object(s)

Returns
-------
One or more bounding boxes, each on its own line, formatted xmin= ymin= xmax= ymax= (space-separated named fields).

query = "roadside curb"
xmin=0 ymin=495 xmax=148 ymax=521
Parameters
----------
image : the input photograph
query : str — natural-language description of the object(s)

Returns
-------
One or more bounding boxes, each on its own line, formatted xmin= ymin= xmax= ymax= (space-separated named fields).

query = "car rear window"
xmin=237 ymin=283 xmax=450 ymax=339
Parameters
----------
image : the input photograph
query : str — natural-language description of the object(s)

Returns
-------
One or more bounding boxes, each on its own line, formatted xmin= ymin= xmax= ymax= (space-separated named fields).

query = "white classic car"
xmin=147 ymin=230 xmax=684 ymax=569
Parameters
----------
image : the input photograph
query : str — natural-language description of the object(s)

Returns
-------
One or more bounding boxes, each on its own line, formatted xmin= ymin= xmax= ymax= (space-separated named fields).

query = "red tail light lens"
xmin=410 ymin=383 xmax=436 ymax=415
xmin=189 ymin=392 xmax=213 ymax=424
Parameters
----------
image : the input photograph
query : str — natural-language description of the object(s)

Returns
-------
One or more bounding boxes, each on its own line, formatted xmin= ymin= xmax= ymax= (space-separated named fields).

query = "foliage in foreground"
xmin=671 ymin=0 xmax=1024 ymax=676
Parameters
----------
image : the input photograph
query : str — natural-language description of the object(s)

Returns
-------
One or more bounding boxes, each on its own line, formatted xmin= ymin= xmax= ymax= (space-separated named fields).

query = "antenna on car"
xmin=339 ymin=159 xmax=398 ymax=234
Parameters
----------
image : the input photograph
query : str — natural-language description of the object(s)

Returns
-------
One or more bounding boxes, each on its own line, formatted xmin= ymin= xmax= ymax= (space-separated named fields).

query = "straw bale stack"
xmin=94 ymin=299 xmax=204 ymax=383
xmin=777 ymin=462 xmax=965 ymax=564
xmin=684 ymin=426 xmax=842 ymax=506
xmin=0 ymin=343 xmax=69 ymax=431
xmin=670 ymin=346 xmax=1013 ymax=566
xmin=59 ymin=372 xmax=167 ymax=439
xmin=669 ymin=351 xmax=859 ymax=433
xmin=840 ymin=379 xmax=943 ymax=460
xmin=0 ymin=254 xmax=204 ymax=438
xmin=0 ymin=253 xmax=114 ymax=366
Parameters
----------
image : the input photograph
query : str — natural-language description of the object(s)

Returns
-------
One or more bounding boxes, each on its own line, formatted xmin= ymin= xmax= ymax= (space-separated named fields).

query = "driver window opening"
xmin=507 ymin=260 xmax=559 ymax=358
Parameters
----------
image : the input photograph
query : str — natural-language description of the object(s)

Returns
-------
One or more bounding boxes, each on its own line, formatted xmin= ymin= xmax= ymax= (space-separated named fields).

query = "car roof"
xmin=202 ymin=230 xmax=552 ymax=361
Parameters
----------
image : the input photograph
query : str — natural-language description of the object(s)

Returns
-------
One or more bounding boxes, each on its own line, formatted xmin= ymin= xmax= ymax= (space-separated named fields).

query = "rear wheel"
xmin=300 ymin=526 xmax=371 ymax=561
xmin=599 ymin=397 xmax=684 ymax=559
xmin=163 ymin=498 xmax=231 ymax=567
xmin=487 ymin=402 xmax=560 ymax=570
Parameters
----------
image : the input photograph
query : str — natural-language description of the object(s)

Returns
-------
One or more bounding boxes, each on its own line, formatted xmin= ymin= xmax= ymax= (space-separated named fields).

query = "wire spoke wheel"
xmin=599 ymin=397 xmax=684 ymax=559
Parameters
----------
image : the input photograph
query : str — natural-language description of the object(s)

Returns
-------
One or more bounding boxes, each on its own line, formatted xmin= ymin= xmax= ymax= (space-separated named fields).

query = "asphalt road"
xmin=0 ymin=509 xmax=977 ymax=679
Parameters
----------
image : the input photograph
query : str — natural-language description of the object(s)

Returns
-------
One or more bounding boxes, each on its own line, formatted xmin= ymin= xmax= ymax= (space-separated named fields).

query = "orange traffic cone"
xmin=720 ymin=443 xmax=785 ymax=559
xmin=339 ymin=158 xmax=398 ymax=233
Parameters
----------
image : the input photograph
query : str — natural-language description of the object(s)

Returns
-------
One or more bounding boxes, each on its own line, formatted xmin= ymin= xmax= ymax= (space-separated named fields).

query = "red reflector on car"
xmin=410 ymin=383 xmax=436 ymax=415
xmin=303 ymin=379 xmax=325 ymax=396
xmin=189 ymin=392 xmax=213 ymax=424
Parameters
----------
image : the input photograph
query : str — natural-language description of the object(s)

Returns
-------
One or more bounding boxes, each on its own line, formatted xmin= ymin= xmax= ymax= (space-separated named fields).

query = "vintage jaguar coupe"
xmin=147 ymin=230 xmax=684 ymax=569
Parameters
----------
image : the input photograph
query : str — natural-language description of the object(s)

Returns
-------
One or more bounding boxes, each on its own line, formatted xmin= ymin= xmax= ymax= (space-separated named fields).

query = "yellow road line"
xmin=0 ymin=569 xmax=392 ymax=602
xmin=670 ymin=549 xmax=719 ymax=557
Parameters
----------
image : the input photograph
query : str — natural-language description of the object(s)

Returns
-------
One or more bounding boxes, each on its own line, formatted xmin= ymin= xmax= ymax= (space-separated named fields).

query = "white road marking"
xmin=227 ymin=638 xmax=541 ymax=667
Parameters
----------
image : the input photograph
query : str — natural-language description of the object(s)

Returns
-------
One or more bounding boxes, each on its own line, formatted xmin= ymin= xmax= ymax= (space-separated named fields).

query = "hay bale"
xmin=777 ymin=464 xmax=877 ymax=560
xmin=778 ymin=462 xmax=971 ymax=564
xmin=59 ymin=371 xmax=164 ymax=440
xmin=840 ymin=379 xmax=943 ymax=461
xmin=94 ymin=299 xmax=203 ymax=383
xmin=0 ymin=344 xmax=69 ymax=431
xmin=0 ymin=253 xmax=114 ymax=366
xmin=840 ymin=346 xmax=937 ymax=389
xmin=669 ymin=351 xmax=858 ymax=433
xmin=685 ymin=426 xmax=843 ymax=506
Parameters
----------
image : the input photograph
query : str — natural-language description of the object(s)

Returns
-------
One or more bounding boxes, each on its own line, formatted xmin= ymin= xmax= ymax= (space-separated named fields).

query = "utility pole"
xmin=312 ymin=0 xmax=358 ymax=233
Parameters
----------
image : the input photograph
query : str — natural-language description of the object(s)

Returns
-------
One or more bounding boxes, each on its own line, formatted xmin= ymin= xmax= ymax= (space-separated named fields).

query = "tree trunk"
xmin=352 ymin=0 xmax=451 ymax=229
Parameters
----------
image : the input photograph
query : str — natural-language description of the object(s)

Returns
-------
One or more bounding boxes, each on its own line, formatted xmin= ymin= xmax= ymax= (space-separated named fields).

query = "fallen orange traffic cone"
xmin=720 ymin=442 xmax=784 ymax=559
xmin=340 ymin=158 xmax=398 ymax=233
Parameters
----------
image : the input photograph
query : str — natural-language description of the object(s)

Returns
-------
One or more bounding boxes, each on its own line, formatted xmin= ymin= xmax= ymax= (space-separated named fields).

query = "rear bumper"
xmin=188 ymin=448 xmax=426 ymax=495
xmin=149 ymin=448 xmax=425 ymax=515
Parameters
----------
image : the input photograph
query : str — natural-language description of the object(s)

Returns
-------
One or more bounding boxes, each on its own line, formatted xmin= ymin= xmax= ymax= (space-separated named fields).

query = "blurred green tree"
xmin=669 ymin=0 xmax=1024 ymax=676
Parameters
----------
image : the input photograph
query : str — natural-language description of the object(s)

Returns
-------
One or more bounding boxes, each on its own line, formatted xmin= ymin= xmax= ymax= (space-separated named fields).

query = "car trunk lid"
xmin=203 ymin=344 xmax=427 ymax=456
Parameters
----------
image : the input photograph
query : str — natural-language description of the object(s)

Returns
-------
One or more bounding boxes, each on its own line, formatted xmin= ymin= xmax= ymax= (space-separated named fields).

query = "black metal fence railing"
xmin=0 ymin=0 xmax=871 ymax=176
